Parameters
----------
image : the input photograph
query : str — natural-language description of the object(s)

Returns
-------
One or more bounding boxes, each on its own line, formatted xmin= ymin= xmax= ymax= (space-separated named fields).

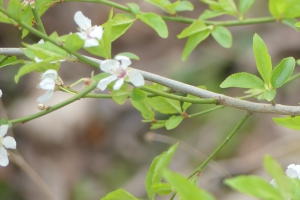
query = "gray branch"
xmin=1 ymin=48 xmax=299 ymax=116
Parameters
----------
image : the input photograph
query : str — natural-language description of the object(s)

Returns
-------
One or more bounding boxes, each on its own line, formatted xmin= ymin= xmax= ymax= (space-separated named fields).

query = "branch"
xmin=2 ymin=48 xmax=300 ymax=116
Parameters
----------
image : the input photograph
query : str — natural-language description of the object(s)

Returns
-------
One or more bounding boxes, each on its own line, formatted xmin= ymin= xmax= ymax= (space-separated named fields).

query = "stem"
xmin=0 ymin=7 xmax=99 ymax=69
xmin=69 ymin=78 xmax=85 ymax=88
xmin=140 ymin=86 xmax=217 ymax=104
xmin=31 ymin=8 xmax=46 ymax=34
xmin=9 ymin=82 xmax=97 ymax=124
xmin=286 ymin=72 xmax=300 ymax=84
xmin=188 ymin=112 xmax=251 ymax=179
xmin=188 ymin=106 xmax=224 ymax=118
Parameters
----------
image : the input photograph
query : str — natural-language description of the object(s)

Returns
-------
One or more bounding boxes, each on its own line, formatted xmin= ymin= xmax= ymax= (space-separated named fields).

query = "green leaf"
xmin=127 ymin=3 xmax=140 ymax=15
xmin=239 ymin=0 xmax=255 ymax=14
xmin=199 ymin=10 xmax=227 ymax=20
xmin=21 ymin=6 xmax=34 ymax=38
xmin=130 ymin=88 xmax=147 ymax=101
xmin=264 ymin=89 xmax=276 ymax=101
xmin=219 ymin=0 xmax=238 ymax=15
xmin=165 ymin=115 xmax=184 ymax=130
xmin=269 ymin=0 xmax=286 ymax=18
xmin=137 ymin=13 xmax=168 ymax=38
xmin=111 ymin=13 xmax=135 ymax=42
xmin=182 ymin=30 xmax=211 ymax=61
xmin=0 ymin=56 xmax=20 ymax=68
xmin=111 ymin=84 xmax=132 ymax=105
xmin=65 ymin=34 xmax=84 ymax=52
xmin=289 ymin=178 xmax=300 ymax=199
xmin=151 ymin=120 xmax=166 ymax=129
xmin=284 ymin=0 xmax=300 ymax=18
xmin=225 ymin=175 xmax=284 ymax=200
xmin=7 ymin=0 xmax=22 ymax=21
xmin=273 ymin=116 xmax=300 ymax=130
xmin=182 ymin=94 xmax=198 ymax=112
xmin=101 ymin=188 xmax=138 ymax=200
xmin=282 ymin=18 xmax=300 ymax=31
xmin=145 ymin=143 xmax=178 ymax=200
xmin=295 ymin=21 xmax=300 ymax=27
xmin=147 ymin=97 xmax=182 ymax=114
xmin=177 ymin=20 xmax=209 ymax=39
xmin=150 ymin=182 xmax=173 ymax=196
xmin=116 ymin=52 xmax=140 ymax=60
xmin=220 ymin=72 xmax=264 ymax=89
xmin=164 ymin=170 xmax=215 ymax=200
xmin=175 ymin=1 xmax=194 ymax=12
xmin=131 ymin=99 xmax=155 ymax=120
xmin=253 ymin=34 xmax=272 ymax=84
xmin=211 ymin=26 xmax=232 ymax=48
xmin=145 ymin=0 xmax=175 ymax=14
xmin=271 ymin=57 xmax=295 ymax=88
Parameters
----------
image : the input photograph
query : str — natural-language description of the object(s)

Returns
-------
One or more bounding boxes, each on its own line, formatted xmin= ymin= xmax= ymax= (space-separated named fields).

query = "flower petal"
xmin=97 ymin=75 xmax=117 ymax=91
xmin=113 ymin=78 xmax=124 ymax=90
xmin=84 ymin=38 xmax=99 ymax=48
xmin=0 ymin=125 xmax=8 ymax=137
xmin=0 ymin=89 xmax=2 ymax=98
xmin=76 ymin=32 xmax=87 ymax=41
xmin=41 ymin=70 xmax=57 ymax=79
xmin=127 ymin=69 xmax=145 ymax=87
xmin=34 ymin=57 xmax=43 ymax=63
xmin=38 ymin=39 xmax=44 ymax=44
xmin=74 ymin=11 xmax=91 ymax=30
xmin=37 ymin=90 xmax=53 ymax=103
xmin=3 ymin=136 xmax=16 ymax=149
xmin=89 ymin=26 xmax=103 ymax=40
xmin=115 ymin=55 xmax=131 ymax=69
xmin=39 ymin=78 xmax=55 ymax=90
xmin=0 ymin=147 xmax=8 ymax=167
xmin=100 ymin=60 xmax=119 ymax=73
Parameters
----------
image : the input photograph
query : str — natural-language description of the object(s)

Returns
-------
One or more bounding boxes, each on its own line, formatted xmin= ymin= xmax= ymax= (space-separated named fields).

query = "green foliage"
xmin=115 ymin=52 xmax=140 ymax=60
xmin=127 ymin=3 xmax=140 ymax=15
xmin=220 ymin=72 xmax=264 ymax=89
xmin=7 ymin=0 xmax=22 ymax=21
xmin=150 ymin=120 xmax=166 ymax=129
xmin=211 ymin=26 xmax=232 ymax=48
xmin=263 ymin=89 xmax=276 ymax=101
xmin=111 ymin=84 xmax=132 ymax=105
xmin=145 ymin=143 xmax=178 ymax=200
xmin=239 ymin=0 xmax=255 ymax=14
xmin=130 ymin=88 xmax=147 ymax=101
xmin=137 ymin=13 xmax=168 ymax=38
xmin=145 ymin=0 xmax=194 ymax=15
xmin=164 ymin=170 xmax=215 ymax=200
xmin=131 ymin=99 xmax=155 ymax=120
xmin=0 ymin=56 xmax=20 ymax=68
xmin=147 ymin=97 xmax=182 ymax=114
xmin=101 ymin=188 xmax=138 ymax=200
xmin=65 ymin=34 xmax=84 ymax=52
xmin=269 ymin=0 xmax=300 ymax=18
xmin=165 ymin=115 xmax=184 ymax=130
xmin=273 ymin=116 xmax=300 ymax=130
xmin=110 ymin=13 xmax=135 ymax=42
xmin=271 ymin=57 xmax=295 ymax=88
xmin=150 ymin=182 xmax=173 ymax=196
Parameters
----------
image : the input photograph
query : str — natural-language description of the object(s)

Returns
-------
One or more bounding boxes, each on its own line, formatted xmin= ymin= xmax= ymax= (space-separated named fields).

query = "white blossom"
xmin=74 ymin=11 xmax=104 ymax=48
xmin=270 ymin=164 xmax=300 ymax=187
xmin=37 ymin=70 xmax=57 ymax=103
xmin=0 ymin=125 xmax=16 ymax=167
xmin=97 ymin=56 xmax=145 ymax=91
xmin=22 ymin=0 xmax=35 ymax=7
xmin=0 ymin=89 xmax=2 ymax=98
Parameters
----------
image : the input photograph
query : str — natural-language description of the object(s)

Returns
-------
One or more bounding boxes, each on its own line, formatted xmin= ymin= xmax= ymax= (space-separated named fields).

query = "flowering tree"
xmin=1 ymin=0 xmax=300 ymax=199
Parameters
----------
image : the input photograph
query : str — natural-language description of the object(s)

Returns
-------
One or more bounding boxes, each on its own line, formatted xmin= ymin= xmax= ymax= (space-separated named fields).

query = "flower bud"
xmin=38 ymin=104 xmax=45 ymax=110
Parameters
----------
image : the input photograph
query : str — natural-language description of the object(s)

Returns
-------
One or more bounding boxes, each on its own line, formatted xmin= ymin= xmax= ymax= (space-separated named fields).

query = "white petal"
xmin=84 ymin=38 xmax=99 ymax=48
xmin=127 ymin=69 xmax=145 ymax=87
xmin=74 ymin=11 xmax=91 ymax=30
xmin=0 ymin=89 xmax=2 ymax=98
xmin=89 ymin=26 xmax=103 ymax=40
xmin=76 ymin=32 xmax=87 ymax=40
xmin=3 ymin=136 xmax=16 ymax=149
xmin=97 ymin=75 xmax=117 ymax=91
xmin=113 ymin=78 xmax=124 ymax=90
xmin=270 ymin=178 xmax=276 ymax=187
xmin=42 ymin=70 xmax=57 ymax=79
xmin=286 ymin=167 xmax=298 ymax=178
xmin=38 ymin=39 xmax=44 ymax=44
xmin=100 ymin=60 xmax=119 ymax=73
xmin=0 ymin=147 xmax=8 ymax=167
xmin=37 ymin=90 xmax=53 ymax=103
xmin=34 ymin=57 xmax=43 ymax=63
xmin=115 ymin=55 xmax=131 ymax=69
xmin=0 ymin=125 xmax=8 ymax=137
xmin=39 ymin=78 xmax=55 ymax=90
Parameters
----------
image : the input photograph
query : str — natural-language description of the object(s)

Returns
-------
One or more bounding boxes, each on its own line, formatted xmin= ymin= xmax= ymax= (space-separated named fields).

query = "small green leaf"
xmin=264 ymin=89 xmax=276 ymax=101
xmin=151 ymin=182 xmax=172 ymax=196
xmin=239 ymin=0 xmax=255 ymax=14
xmin=273 ymin=116 xmax=300 ymax=130
xmin=199 ymin=10 xmax=227 ymax=20
xmin=116 ymin=52 xmax=140 ymax=60
xmin=219 ymin=0 xmax=238 ymax=15
xmin=282 ymin=18 xmax=300 ymax=31
xmin=269 ymin=0 xmax=286 ymax=18
xmin=130 ymin=88 xmax=147 ymax=101
xmin=137 ymin=13 xmax=168 ymax=38
xmin=165 ymin=116 xmax=184 ymax=130
xmin=127 ymin=3 xmax=140 ymax=14
xmin=65 ymin=34 xmax=84 ymax=52
xmin=295 ymin=21 xmax=300 ymax=27
xmin=151 ymin=120 xmax=166 ymax=129
xmin=0 ymin=56 xmax=20 ymax=68
xmin=182 ymin=94 xmax=198 ymax=112
xmin=225 ymin=175 xmax=284 ymax=200
xmin=111 ymin=13 xmax=135 ymax=41
xmin=147 ymin=97 xmax=182 ymax=114
xmin=131 ymin=99 xmax=155 ymax=120
xmin=177 ymin=20 xmax=208 ymax=39
xmin=111 ymin=84 xmax=132 ymax=105
xmin=101 ymin=188 xmax=138 ymax=200
xmin=175 ymin=1 xmax=194 ymax=12
xmin=7 ymin=0 xmax=22 ymax=21
xmin=284 ymin=1 xmax=300 ymax=18
xmin=220 ymin=72 xmax=264 ymax=89
xmin=211 ymin=26 xmax=232 ymax=48
xmin=164 ymin=170 xmax=215 ymax=200
xmin=271 ymin=57 xmax=295 ymax=88
xmin=253 ymin=34 xmax=272 ymax=84
xmin=182 ymin=30 xmax=211 ymax=61
xmin=145 ymin=143 xmax=178 ymax=200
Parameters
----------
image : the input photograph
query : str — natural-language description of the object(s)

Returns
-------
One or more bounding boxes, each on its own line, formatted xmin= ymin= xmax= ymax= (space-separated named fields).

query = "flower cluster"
xmin=37 ymin=70 xmax=58 ymax=103
xmin=270 ymin=164 xmax=300 ymax=186
xmin=0 ymin=125 xmax=16 ymax=167
xmin=74 ymin=11 xmax=103 ymax=48
xmin=97 ymin=56 xmax=145 ymax=91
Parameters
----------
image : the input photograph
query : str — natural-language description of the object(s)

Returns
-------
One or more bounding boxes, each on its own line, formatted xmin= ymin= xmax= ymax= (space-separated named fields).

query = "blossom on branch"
xmin=37 ymin=70 xmax=58 ymax=103
xmin=0 ymin=125 xmax=16 ymax=167
xmin=270 ymin=164 xmax=300 ymax=186
xmin=97 ymin=56 xmax=145 ymax=91
xmin=74 ymin=11 xmax=103 ymax=48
